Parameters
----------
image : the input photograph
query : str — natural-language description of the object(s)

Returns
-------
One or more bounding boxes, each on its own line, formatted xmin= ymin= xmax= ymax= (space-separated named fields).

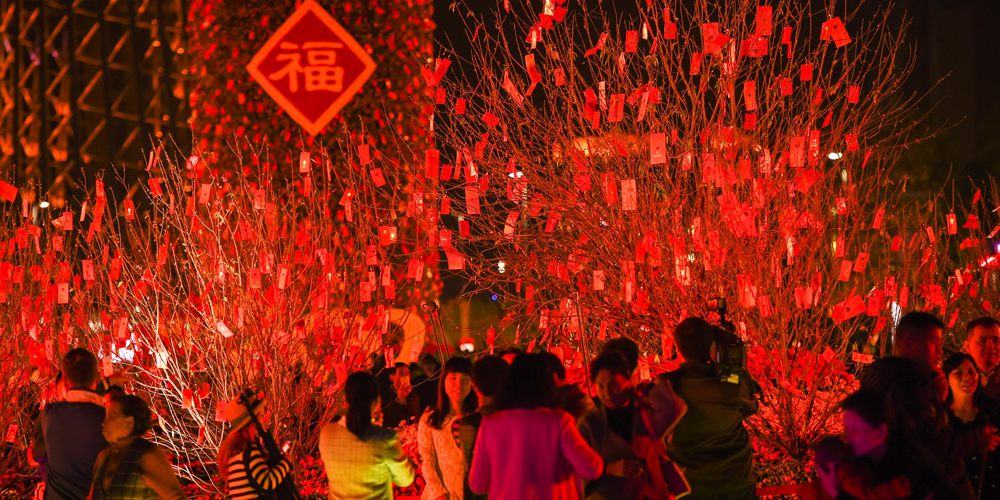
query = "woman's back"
xmin=319 ymin=420 xmax=415 ymax=500
xmin=469 ymin=408 xmax=603 ymax=500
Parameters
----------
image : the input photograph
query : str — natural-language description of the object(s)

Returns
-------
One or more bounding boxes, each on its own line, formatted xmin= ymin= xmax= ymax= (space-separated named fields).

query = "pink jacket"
xmin=469 ymin=408 xmax=604 ymax=500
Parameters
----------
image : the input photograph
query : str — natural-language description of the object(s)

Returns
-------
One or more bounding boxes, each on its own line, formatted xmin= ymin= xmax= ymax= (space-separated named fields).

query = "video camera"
xmin=706 ymin=298 xmax=747 ymax=384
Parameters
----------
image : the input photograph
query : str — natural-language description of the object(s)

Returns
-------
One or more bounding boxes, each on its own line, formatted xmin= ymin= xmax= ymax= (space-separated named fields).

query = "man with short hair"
xmin=893 ymin=311 xmax=947 ymax=399
xmin=964 ymin=316 xmax=1000 ymax=399
xmin=666 ymin=317 xmax=757 ymax=500
xmin=42 ymin=348 xmax=108 ymax=500
xmin=381 ymin=364 xmax=420 ymax=428
xmin=541 ymin=351 xmax=595 ymax=419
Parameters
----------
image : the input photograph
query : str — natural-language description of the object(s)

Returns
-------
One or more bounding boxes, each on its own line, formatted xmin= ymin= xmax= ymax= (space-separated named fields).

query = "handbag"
xmin=634 ymin=381 xmax=691 ymax=500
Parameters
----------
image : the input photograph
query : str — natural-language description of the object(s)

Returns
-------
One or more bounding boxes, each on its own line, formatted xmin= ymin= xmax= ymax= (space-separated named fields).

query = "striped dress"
xmin=225 ymin=441 xmax=292 ymax=500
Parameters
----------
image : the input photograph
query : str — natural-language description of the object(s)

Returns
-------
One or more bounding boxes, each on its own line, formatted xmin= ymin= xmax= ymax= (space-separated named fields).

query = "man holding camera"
xmin=664 ymin=316 xmax=759 ymax=500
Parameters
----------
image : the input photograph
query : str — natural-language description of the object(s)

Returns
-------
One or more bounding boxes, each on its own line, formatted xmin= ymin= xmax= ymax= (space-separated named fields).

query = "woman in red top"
xmin=469 ymin=353 xmax=603 ymax=500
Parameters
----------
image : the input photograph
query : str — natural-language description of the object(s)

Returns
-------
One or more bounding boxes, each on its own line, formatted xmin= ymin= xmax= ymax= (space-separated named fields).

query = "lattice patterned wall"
xmin=0 ymin=0 xmax=191 ymax=207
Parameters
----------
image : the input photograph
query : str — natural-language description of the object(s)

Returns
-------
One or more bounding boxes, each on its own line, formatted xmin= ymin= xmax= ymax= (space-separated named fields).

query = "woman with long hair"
xmin=418 ymin=357 xmax=479 ymax=500
xmin=319 ymin=371 xmax=415 ymax=499
xmin=469 ymin=353 xmax=603 ymax=500
xmin=943 ymin=352 xmax=1000 ymax=498
xmin=216 ymin=393 xmax=292 ymax=500
xmin=89 ymin=389 xmax=185 ymax=499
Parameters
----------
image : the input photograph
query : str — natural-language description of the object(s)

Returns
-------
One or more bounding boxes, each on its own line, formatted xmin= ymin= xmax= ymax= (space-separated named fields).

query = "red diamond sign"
xmin=247 ymin=0 xmax=376 ymax=136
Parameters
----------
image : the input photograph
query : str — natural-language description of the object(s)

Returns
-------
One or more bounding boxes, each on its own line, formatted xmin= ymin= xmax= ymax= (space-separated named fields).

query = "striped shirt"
xmin=225 ymin=442 xmax=292 ymax=500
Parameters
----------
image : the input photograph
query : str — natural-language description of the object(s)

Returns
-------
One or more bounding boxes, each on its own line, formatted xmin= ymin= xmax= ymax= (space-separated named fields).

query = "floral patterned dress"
xmin=417 ymin=411 xmax=467 ymax=500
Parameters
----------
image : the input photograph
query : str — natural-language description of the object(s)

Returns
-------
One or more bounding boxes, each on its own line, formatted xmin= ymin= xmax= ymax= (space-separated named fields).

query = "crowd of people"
xmin=28 ymin=311 xmax=1000 ymax=500
xmin=325 ymin=316 xmax=759 ymax=500
xmin=799 ymin=312 xmax=1000 ymax=500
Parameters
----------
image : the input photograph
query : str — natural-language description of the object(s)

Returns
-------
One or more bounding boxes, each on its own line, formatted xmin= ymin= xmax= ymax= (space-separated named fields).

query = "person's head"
xmin=61 ymin=348 xmax=99 ymax=389
xmin=841 ymin=390 xmax=889 ymax=459
xmin=859 ymin=356 xmax=947 ymax=436
xmin=673 ymin=317 xmax=716 ymax=363
xmin=345 ymin=371 xmax=381 ymax=440
xmin=500 ymin=347 xmax=524 ymax=365
xmin=813 ymin=436 xmax=849 ymax=471
xmin=964 ymin=316 xmax=1000 ymax=374
xmin=498 ymin=353 xmax=558 ymax=410
xmin=600 ymin=337 xmax=640 ymax=375
xmin=893 ymin=312 xmax=945 ymax=368
xmin=420 ymin=354 xmax=441 ymax=377
xmin=389 ymin=364 xmax=411 ymax=393
xmin=943 ymin=352 xmax=979 ymax=404
xmin=590 ymin=351 xmax=634 ymax=408
xmin=430 ymin=357 xmax=477 ymax=428
xmin=102 ymin=389 xmax=153 ymax=444
xmin=218 ymin=393 xmax=265 ymax=481
xmin=541 ymin=352 xmax=567 ymax=385
xmin=472 ymin=356 xmax=509 ymax=399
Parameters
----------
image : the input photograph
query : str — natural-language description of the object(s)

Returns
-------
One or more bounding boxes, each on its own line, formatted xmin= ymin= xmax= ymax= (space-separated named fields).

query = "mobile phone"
xmin=282 ymin=440 xmax=293 ymax=453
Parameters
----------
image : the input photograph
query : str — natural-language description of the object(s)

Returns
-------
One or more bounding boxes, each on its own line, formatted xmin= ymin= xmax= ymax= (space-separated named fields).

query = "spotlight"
xmin=39 ymin=201 xmax=50 ymax=208
xmin=828 ymin=152 xmax=843 ymax=160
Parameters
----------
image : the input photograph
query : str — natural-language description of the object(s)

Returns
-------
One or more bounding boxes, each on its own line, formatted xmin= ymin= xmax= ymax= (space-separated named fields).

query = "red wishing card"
xmin=370 ymin=169 xmax=386 ymax=187
xmin=853 ymin=252 xmax=870 ymax=273
xmin=690 ymin=53 xmax=703 ymax=75
xmin=701 ymin=23 xmax=729 ymax=53
xmin=848 ymin=85 xmax=860 ymax=103
xmin=947 ymin=214 xmax=958 ymax=235
xmin=756 ymin=6 xmax=773 ymax=35
xmin=465 ymin=186 xmax=480 ymax=215
xmin=825 ymin=17 xmax=852 ymax=47
xmin=621 ymin=179 xmax=637 ymax=211
xmin=780 ymin=78 xmax=793 ymax=96
xmin=359 ymin=144 xmax=371 ymax=165
xmin=800 ymin=64 xmax=813 ymax=81
xmin=789 ymin=136 xmax=806 ymax=167
xmin=872 ymin=208 xmax=885 ymax=229
xmin=198 ymin=184 xmax=211 ymax=205
xmin=0 ymin=181 xmax=17 ymax=202
xmin=298 ymin=152 xmax=311 ymax=173
xmin=838 ymin=260 xmax=853 ymax=281
xmin=148 ymin=178 xmax=163 ymax=197
xmin=650 ymin=133 xmax=667 ymax=165
xmin=743 ymin=80 xmax=757 ymax=111
xmin=626 ymin=31 xmax=638 ymax=53
xmin=554 ymin=68 xmax=565 ymax=86
xmin=456 ymin=98 xmax=467 ymax=115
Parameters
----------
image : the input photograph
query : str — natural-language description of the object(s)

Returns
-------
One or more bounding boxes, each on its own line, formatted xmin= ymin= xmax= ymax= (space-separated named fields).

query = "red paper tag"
xmin=359 ymin=144 xmax=371 ymax=165
xmin=298 ymin=152 xmax=311 ymax=173
xmin=779 ymin=78 xmax=793 ymax=96
xmin=370 ymin=169 xmax=386 ymax=187
xmin=947 ymin=214 xmax=957 ymax=235
xmin=743 ymin=80 xmax=757 ymax=111
xmin=756 ymin=6 xmax=773 ymax=35
xmin=838 ymin=260 xmax=853 ymax=281
xmin=0 ymin=181 xmax=17 ymax=202
xmin=800 ymin=64 xmax=813 ymax=81
xmin=198 ymin=184 xmax=211 ymax=205
xmin=848 ymin=86 xmax=860 ymax=103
